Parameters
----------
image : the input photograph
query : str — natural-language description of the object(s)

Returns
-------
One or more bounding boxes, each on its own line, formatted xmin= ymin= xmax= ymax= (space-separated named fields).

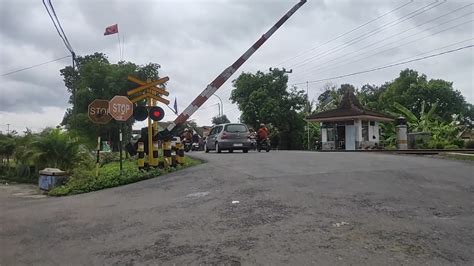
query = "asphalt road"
xmin=1 ymin=151 xmax=473 ymax=265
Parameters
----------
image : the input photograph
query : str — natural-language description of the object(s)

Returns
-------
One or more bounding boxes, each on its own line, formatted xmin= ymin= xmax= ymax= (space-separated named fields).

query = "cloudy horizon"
xmin=1 ymin=0 xmax=473 ymax=134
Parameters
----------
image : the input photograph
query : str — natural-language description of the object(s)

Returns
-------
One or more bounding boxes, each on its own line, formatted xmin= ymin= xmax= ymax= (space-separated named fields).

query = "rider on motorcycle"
xmin=181 ymin=128 xmax=193 ymax=152
xmin=257 ymin=123 xmax=269 ymax=145
xmin=181 ymin=128 xmax=193 ymax=142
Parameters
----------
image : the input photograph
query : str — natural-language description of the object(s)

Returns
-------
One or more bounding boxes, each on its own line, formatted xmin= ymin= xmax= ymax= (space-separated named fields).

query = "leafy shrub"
xmin=100 ymin=152 xmax=121 ymax=165
xmin=49 ymin=157 xmax=201 ymax=196
xmin=444 ymin=144 xmax=459 ymax=150
xmin=427 ymin=140 xmax=445 ymax=149
xmin=415 ymin=137 xmax=430 ymax=149
xmin=15 ymin=164 xmax=31 ymax=178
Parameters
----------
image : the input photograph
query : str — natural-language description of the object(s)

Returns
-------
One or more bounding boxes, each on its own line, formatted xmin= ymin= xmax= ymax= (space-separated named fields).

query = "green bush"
xmin=15 ymin=164 xmax=31 ymax=178
xmin=432 ymin=142 xmax=445 ymax=149
xmin=49 ymin=157 xmax=201 ymax=196
xmin=444 ymin=144 xmax=459 ymax=150
xmin=100 ymin=152 xmax=121 ymax=165
xmin=451 ymin=139 xmax=465 ymax=148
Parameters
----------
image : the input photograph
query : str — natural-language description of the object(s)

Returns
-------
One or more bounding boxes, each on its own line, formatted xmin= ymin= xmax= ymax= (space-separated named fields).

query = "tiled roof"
xmin=306 ymin=90 xmax=394 ymax=120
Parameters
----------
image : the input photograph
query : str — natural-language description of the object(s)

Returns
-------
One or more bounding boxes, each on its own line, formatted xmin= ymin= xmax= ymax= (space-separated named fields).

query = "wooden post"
xmin=96 ymin=135 xmax=100 ymax=177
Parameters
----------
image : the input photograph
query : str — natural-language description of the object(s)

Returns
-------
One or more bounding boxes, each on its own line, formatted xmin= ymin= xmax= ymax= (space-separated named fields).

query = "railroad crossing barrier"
xmin=176 ymin=142 xmax=185 ymax=165
xmin=150 ymin=139 xmax=159 ymax=167
xmin=163 ymin=140 xmax=172 ymax=168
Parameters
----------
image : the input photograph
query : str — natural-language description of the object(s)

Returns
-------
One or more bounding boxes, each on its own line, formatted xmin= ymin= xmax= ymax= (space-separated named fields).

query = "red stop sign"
xmin=108 ymin=96 xmax=133 ymax=121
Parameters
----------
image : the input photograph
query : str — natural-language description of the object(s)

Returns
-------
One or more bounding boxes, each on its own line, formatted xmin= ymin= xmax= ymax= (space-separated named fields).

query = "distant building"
xmin=306 ymin=90 xmax=394 ymax=150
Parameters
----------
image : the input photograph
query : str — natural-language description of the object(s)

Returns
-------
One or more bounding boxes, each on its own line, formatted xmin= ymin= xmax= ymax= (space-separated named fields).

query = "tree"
xmin=314 ymin=83 xmax=357 ymax=113
xmin=60 ymin=53 xmax=162 ymax=149
xmin=0 ymin=134 xmax=15 ymax=166
xmin=302 ymin=121 xmax=320 ymax=150
xmin=30 ymin=128 xmax=87 ymax=171
xmin=358 ymin=83 xmax=389 ymax=110
xmin=393 ymin=100 xmax=439 ymax=132
xmin=212 ymin=115 xmax=230 ymax=125
xmin=393 ymin=101 xmax=463 ymax=148
xmin=231 ymin=69 xmax=307 ymax=149
xmin=380 ymin=69 xmax=470 ymax=122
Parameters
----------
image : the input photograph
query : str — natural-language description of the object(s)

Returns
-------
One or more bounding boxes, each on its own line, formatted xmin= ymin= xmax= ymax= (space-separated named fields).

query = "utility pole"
xmin=6 ymin=123 xmax=10 ymax=135
xmin=306 ymin=81 xmax=310 ymax=150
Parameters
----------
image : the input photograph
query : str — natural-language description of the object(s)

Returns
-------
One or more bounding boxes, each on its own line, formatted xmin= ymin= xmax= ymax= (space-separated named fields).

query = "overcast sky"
xmin=1 ymin=0 xmax=473 ymax=134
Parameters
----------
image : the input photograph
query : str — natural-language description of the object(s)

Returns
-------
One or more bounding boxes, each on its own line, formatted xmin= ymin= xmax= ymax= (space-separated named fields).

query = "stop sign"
xmin=109 ymin=96 xmax=134 ymax=121
xmin=88 ymin=99 xmax=112 ymax=124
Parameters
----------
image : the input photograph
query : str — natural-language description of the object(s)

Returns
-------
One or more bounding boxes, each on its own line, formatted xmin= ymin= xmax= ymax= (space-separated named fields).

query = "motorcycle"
xmin=183 ymin=139 xmax=192 ymax=152
xmin=257 ymin=137 xmax=271 ymax=152
xmin=191 ymin=142 xmax=200 ymax=151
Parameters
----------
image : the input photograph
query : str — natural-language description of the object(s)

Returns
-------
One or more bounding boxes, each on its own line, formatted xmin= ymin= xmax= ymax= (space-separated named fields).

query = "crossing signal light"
xmin=134 ymin=106 xmax=148 ymax=121
xmin=133 ymin=105 xmax=165 ymax=121
xmin=149 ymin=106 xmax=165 ymax=121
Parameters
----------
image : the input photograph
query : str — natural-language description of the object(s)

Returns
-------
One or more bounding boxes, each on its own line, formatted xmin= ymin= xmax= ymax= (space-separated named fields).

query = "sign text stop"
xmin=88 ymin=99 xmax=112 ymax=124
xmin=109 ymin=96 xmax=133 ymax=121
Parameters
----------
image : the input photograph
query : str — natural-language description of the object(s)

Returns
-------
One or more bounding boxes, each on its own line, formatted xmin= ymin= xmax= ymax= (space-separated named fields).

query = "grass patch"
xmin=440 ymin=153 xmax=474 ymax=162
xmin=49 ymin=156 xmax=201 ymax=196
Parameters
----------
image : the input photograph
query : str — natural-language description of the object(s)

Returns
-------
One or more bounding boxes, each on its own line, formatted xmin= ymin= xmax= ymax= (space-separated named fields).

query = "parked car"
xmin=204 ymin=123 xmax=251 ymax=153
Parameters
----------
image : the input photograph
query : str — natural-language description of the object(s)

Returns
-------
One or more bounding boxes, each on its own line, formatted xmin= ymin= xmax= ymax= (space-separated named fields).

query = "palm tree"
xmin=31 ymin=128 xmax=85 ymax=171
xmin=0 ymin=135 xmax=15 ymax=166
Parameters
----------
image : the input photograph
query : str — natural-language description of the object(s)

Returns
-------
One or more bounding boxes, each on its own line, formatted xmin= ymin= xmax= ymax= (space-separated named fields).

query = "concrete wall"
xmin=321 ymin=125 xmax=327 ymax=142
xmin=354 ymin=119 xmax=362 ymax=149
xmin=322 ymin=141 xmax=336 ymax=150
xmin=320 ymin=120 xmax=382 ymax=150
xmin=369 ymin=121 xmax=380 ymax=142
xmin=358 ymin=120 xmax=381 ymax=149
xmin=354 ymin=119 xmax=362 ymax=142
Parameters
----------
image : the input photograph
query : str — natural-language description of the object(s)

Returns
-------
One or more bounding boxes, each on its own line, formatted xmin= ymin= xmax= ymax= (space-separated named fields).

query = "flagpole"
xmin=122 ymin=34 xmax=125 ymax=60
xmin=117 ymin=31 xmax=122 ymax=61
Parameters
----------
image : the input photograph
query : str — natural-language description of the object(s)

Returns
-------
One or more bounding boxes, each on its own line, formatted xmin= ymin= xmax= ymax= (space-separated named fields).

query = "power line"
xmin=291 ymin=44 xmax=473 ymax=86
xmin=376 ymin=37 xmax=474 ymax=68
xmin=294 ymin=37 xmax=474 ymax=85
xmin=293 ymin=16 xmax=474 ymax=82
xmin=291 ymin=4 xmax=474 ymax=80
xmin=276 ymin=0 xmax=414 ymax=67
xmin=1 ymin=55 xmax=71 ymax=76
xmin=48 ymin=0 xmax=74 ymax=53
xmin=289 ymin=0 xmax=445 ymax=69
xmin=344 ymin=36 xmax=472 ymax=81
xmin=42 ymin=0 xmax=78 ymax=131
xmin=42 ymin=0 xmax=74 ymax=54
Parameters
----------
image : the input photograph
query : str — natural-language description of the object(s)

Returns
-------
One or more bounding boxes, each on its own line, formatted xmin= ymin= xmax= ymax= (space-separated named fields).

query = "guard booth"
xmin=306 ymin=90 xmax=394 ymax=150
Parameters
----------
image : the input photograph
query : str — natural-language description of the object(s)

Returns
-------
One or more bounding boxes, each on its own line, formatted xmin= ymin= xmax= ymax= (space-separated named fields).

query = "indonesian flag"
xmin=104 ymin=24 xmax=118 ymax=35
xmin=173 ymin=97 xmax=178 ymax=114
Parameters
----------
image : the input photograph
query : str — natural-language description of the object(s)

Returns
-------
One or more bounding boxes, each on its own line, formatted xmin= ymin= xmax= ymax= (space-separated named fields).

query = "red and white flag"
xmin=104 ymin=24 xmax=118 ymax=36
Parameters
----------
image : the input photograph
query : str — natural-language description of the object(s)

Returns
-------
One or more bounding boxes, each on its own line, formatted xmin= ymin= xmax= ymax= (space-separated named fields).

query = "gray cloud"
xmin=0 ymin=0 xmax=473 ymax=133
